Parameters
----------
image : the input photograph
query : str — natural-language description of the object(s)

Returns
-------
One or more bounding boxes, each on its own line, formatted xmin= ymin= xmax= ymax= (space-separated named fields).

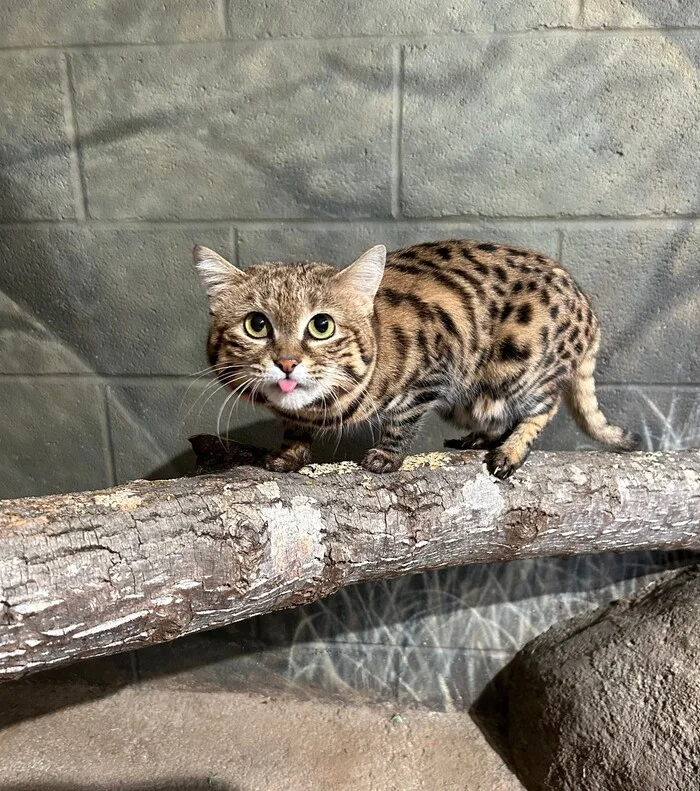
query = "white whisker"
xmin=177 ymin=364 xmax=231 ymax=416
xmin=182 ymin=376 xmax=233 ymax=421
xmin=216 ymin=376 xmax=256 ymax=448
xmin=179 ymin=363 xmax=252 ymax=420
xmin=191 ymin=374 xmax=246 ymax=421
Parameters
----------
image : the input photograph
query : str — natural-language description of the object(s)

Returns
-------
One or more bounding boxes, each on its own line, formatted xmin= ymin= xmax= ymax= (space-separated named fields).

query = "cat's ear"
xmin=193 ymin=245 xmax=244 ymax=298
xmin=337 ymin=244 xmax=386 ymax=302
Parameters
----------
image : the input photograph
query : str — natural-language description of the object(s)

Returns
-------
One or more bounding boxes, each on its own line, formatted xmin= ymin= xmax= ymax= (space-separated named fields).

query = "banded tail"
xmin=563 ymin=329 xmax=641 ymax=451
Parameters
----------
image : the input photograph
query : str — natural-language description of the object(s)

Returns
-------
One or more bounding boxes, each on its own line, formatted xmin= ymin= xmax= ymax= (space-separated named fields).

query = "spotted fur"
xmin=194 ymin=240 xmax=640 ymax=478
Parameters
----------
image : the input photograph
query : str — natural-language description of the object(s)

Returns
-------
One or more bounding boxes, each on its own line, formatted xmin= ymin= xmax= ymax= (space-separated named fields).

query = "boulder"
xmin=507 ymin=565 xmax=700 ymax=790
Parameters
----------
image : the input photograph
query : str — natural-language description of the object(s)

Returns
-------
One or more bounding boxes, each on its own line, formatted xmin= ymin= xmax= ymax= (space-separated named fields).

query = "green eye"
xmin=244 ymin=312 xmax=270 ymax=339
xmin=307 ymin=314 xmax=335 ymax=340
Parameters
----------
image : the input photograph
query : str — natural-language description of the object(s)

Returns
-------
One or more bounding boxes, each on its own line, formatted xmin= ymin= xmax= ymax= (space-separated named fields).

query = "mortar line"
xmin=391 ymin=45 xmax=405 ymax=219
xmin=231 ymin=224 xmax=239 ymax=266
xmin=557 ymin=228 xmax=565 ymax=262
xmin=60 ymin=53 xmax=88 ymax=221
xmin=578 ymin=0 xmax=586 ymax=26
xmin=0 ymin=372 xmax=698 ymax=390
xmin=0 ymin=373 xmax=220 ymax=385
xmin=3 ymin=214 xmax=700 ymax=230
xmin=216 ymin=0 xmax=229 ymax=38
xmin=101 ymin=384 xmax=118 ymax=487
xmin=3 ymin=26 xmax=700 ymax=53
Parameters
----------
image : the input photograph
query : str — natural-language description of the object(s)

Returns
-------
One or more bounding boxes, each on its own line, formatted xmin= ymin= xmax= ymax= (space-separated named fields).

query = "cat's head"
xmin=193 ymin=244 xmax=386 ymax=411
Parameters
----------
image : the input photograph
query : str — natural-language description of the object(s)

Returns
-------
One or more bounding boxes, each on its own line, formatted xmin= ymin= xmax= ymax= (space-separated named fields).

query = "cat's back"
xmin=381 ymin=238 xmax=591 ymax=316
xmin=379 ymin=239 xmax=563 ymax=329
xmin=382 ymin=239 xmax=560 ymax=296
xmin=375 ymin=238 xmax=597 ymax=377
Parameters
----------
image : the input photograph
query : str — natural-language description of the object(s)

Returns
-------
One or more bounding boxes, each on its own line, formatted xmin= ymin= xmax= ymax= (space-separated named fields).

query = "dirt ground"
xmin=0 ymin=686 xmax=523 ymax=790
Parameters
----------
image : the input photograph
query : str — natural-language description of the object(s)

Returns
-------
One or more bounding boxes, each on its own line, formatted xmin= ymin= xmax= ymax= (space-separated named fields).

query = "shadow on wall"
xmin=148 ymin=379 xmax=700 ymax=483
xmin=146 ymin=418 xmax=382 ymax=481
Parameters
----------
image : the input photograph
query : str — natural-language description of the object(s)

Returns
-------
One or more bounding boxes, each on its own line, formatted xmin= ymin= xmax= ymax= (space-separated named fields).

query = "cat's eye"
xmin=244 ymin=312 xmax=271 ymax=339
xmin=307 ymin=314 xmax=335 ymax=340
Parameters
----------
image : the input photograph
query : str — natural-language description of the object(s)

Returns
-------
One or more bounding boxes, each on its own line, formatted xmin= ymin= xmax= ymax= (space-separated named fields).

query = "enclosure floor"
xmin=0 ymin=686 xmax=522 ymax=790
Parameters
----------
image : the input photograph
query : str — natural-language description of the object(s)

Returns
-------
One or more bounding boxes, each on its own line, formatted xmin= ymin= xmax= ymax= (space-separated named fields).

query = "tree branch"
xmin=1 ymin=440 xmax=698 ymax=680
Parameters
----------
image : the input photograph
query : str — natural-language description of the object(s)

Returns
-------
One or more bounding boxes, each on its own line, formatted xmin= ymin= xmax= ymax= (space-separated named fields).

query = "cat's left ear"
xmin=193 ymin=245 xmax=245 ymax=298
xmin=336 ymin=244 xmax=386 ymax=303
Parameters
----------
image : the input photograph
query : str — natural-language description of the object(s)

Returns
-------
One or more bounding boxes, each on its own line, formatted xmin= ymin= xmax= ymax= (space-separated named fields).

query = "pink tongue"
xmin=278 ymin=379 xmax=298 ymax=393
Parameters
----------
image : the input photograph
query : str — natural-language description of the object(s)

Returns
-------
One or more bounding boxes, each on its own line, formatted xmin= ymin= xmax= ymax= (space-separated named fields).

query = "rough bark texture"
xmin=1 ymin=440 xmax=699 ymax=680
xmin=506 ymin=566 xmax=700 ymax=791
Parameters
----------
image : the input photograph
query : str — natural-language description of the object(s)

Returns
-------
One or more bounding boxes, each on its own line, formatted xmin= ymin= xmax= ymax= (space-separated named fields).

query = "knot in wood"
xmin=0 ymin=601 xmax=16 ymax=626
xmin=504 ymin=507 xmax=550 ymax=548
xmin=148 ymin=611 xmax=192 ymax=643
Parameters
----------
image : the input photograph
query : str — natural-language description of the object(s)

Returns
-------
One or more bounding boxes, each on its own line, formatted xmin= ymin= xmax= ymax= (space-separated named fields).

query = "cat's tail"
xmin=563 ymin=329 xmax=641 ymax=452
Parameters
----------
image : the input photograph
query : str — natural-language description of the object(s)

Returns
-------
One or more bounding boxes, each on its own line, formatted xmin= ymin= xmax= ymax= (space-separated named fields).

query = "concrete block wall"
xmin=1 ymin=1 xmax=699 ymax=708
xmin=2 ymin=2 xmax=699 ymax=500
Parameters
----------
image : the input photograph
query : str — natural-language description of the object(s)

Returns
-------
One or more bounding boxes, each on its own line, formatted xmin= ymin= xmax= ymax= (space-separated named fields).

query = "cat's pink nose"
xmin=275 ymin=358 xmax=298 ymax=375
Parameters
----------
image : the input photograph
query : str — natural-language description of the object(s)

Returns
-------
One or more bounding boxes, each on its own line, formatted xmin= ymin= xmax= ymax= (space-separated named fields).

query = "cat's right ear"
xmin=336 ymin=244 xmax=386 ymax=304
xmin=193 ymin=245 xmax=245 ymax=298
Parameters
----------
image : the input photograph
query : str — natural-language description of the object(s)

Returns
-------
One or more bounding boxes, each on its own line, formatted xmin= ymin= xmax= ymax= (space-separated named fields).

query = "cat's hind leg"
xmin=485 ymin=395 xmax=560 ymax=479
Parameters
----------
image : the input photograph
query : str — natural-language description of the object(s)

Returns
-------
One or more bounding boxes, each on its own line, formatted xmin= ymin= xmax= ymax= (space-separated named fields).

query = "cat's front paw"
xmin=264 ymin=446 xmax=311 ymax=473
xmin=361 ymin=448 xmax=403 ymax=474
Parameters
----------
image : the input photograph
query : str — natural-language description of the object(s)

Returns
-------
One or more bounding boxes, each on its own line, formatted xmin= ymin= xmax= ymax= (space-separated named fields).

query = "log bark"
xmin=1 ymin=440 xmax=699 ymax=680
